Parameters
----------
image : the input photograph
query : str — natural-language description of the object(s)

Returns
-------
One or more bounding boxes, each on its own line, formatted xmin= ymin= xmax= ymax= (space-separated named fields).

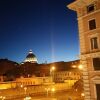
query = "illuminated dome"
xmin=24 ymin=50 xmax=38 ymax=63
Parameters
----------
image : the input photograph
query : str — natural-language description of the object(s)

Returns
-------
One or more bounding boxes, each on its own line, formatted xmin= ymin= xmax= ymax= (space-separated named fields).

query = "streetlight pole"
xmin=24 ymin=87 xmax=27 ymax=95
xmin=51 ymin=87 xmax=55 ymax=97
xmin=50 ymin=66 xmax=55 ymax=83
xmin=45 ymin=88 xmax=50 ymax=97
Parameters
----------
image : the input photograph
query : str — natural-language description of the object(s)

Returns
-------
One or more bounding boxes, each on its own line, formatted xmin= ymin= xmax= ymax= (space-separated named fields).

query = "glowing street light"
xmin=51 ymin=66 xmax=55 ymax=71
xmin=51 ymin=87 xmax=56 ymax=96
xmin=45 ymin=88 xmax=50 ymax=96
xmin=78 ymin=64 xmax=83 ymax=70
xmin=2 ymin=96 xmax=6 ymax=100
xmin=24 ymin=96 xmax=31 ymax=100
xmin=50 ymin=66 xmax=56 ymax=82
xmin=51 ymin=87 xmax=55 ymax=92
xmin=24 ymin=87 xmax=27 ymax=95
xmin=72 ymin=64 xmax=83 ymax=70
xmin=20 ymin=84 xmax=23 ymax=88
xmin=50 ymin=66 xmax=56 ymax=74
xmin=81 ymin=93 xmax=85 ymax=97
xmin=72 ymin=65 xmax=76 ymax=68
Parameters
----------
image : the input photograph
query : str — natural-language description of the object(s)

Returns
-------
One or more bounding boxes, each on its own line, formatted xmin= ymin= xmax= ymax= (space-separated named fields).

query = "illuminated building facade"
xmin=54 ymin=71 xmax=81 ymax=83
xmin=16 ymin=76 xmax=53 ymax=86
xmin=68 ymin=0 xmax=100 ymax=100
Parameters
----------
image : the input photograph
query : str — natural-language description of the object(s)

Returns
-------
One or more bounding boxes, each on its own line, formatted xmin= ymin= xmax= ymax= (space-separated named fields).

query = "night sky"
xmin=0 ymin=0 xmax=79 ymax=64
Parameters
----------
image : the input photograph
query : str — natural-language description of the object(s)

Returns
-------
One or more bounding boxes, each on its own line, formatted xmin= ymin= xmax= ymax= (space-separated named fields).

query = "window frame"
xmin=88 ymin=19 xmax=96 ymax=30
xmin=92 ymin=58 xmax=100 ymax=70
xmin=90 ymin=37 xmax=98 ymax=50
xmin=88 ymin=33 xmax=100 ymax=52
xmin=87 ymin=3 xmax=95 ymax=13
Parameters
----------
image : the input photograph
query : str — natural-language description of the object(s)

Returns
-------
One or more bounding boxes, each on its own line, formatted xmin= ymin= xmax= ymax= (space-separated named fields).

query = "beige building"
xmin=16 ymin=76 xmax=53 ymax=87
xmin=54 ymin=70 xmax=81 ymax=83
xmin=68 ymin=0 xmax=100 ymax=100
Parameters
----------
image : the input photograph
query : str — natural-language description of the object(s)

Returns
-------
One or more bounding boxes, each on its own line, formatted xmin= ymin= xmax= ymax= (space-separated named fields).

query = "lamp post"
xmin=50 ymin=66 xmax=55 ymax=82
xmin=24 ymin=87 xmax=27 ymax=95
xmin=45 ymin=88 xmax=50 ymax=97
xmin=20 ymin=84 xmax=23 ymax=88
xmin=51 ymin=87 xmax=55 ymax=96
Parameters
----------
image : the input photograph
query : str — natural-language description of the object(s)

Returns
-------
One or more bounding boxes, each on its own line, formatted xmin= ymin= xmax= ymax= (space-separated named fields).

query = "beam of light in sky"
xmin=51 ymin=31 xmax=55 ymax=62
xmin=50 ymin=18 xmax=55 ymax=62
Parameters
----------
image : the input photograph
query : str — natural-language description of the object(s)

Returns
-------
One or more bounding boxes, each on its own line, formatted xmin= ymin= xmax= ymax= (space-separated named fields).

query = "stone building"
xmin=54 ymin=70 xmax=81 ymax=83
xmin=16 ymin=76 xmax=53 ymax=87
xmin=68 ymin=0 xmax=100 ymax=100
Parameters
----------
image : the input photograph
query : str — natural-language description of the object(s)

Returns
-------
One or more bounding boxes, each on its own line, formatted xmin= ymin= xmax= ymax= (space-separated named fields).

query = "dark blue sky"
xmin=0 ymin=0 xmax=79 ymax=64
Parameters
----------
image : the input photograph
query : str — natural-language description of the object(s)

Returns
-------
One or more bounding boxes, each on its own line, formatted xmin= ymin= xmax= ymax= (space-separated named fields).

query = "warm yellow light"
xmin=0 ymin=96 xmax=6 ymax=100
xmin=51 ymin=66 xmax=55 ymax=71
xmin=78 ymin=64 xmax=83 ymax=70
xmin=75 ymin=89 xmax=77 ymax=91
xmin=81 ymin=93 xmax=85 ymax=97
xmin=51 ymin=88 xmax=55 ymax=92
xmin=24 ymin=87 xmax=27 ymax=91
xmin=24 ymin=96 xmax=31 ymax=100
xmin=3 ymin=96 xmax=6 ymax=99
xmin=20 ymin=84 xmax=23 ymax=88
xmin=0 ymin=96 xmax=3 ymax=98
xmin=72 ymin=65 xmax=76 ymax=68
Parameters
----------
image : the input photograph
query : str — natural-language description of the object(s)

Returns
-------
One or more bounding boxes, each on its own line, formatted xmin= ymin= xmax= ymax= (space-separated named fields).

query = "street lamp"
xmin=51 ymin=66 xmax=55 ymax=71
xmin=20 ymin=84 xmax=23 ymax=88
xmin=51 ymin=87 xmax=55 ymax=92
xmin=72 ymin=65 xmax=77 ymax=68
xmin=23 ymin=87 xmax=31 ymax=100
xmin=51 ymin=87 xmax=55 ymax=96
xmin=78 ymin=64 xmax=83 ymax=70
xmin=24 ymin=96 xmax=31 ymax=100
xmin=50 ymin=66 xmax=55 ymax=82
xmin=81 ymin=93 xmax=85 ymax=97
xmin=45 ymin=88 xmax=50 ymax=97
xmin=24 ymin=87 xmax=27 ymax=95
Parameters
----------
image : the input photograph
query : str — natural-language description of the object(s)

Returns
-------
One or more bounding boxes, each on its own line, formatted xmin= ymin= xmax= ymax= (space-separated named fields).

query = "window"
xmin=89 ymin=19 xmax=96 ymax=30
xmin=87 ymin=4 xmax=95 ymax=13
xmin=96 ymin=84 xmax=100 ymax=100
xmin=90 ymin=37 xmax=98 ymax=50
xmin=93 ymin=58 xmax=100 ymax=70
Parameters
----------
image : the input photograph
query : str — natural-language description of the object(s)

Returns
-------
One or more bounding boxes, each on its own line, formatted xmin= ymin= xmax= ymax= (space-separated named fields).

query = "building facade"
xmin=68 ymin=0 xmax=100 ymax=100
xmin=54 ymin=70 xmax=81 ymax=83
xmin=16 ymin=76 xmax=53 ymax=86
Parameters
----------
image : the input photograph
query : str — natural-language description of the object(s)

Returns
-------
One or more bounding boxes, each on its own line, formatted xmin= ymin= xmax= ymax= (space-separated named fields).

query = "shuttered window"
xmin=90 ymin=37 xmax=98 ymax=50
